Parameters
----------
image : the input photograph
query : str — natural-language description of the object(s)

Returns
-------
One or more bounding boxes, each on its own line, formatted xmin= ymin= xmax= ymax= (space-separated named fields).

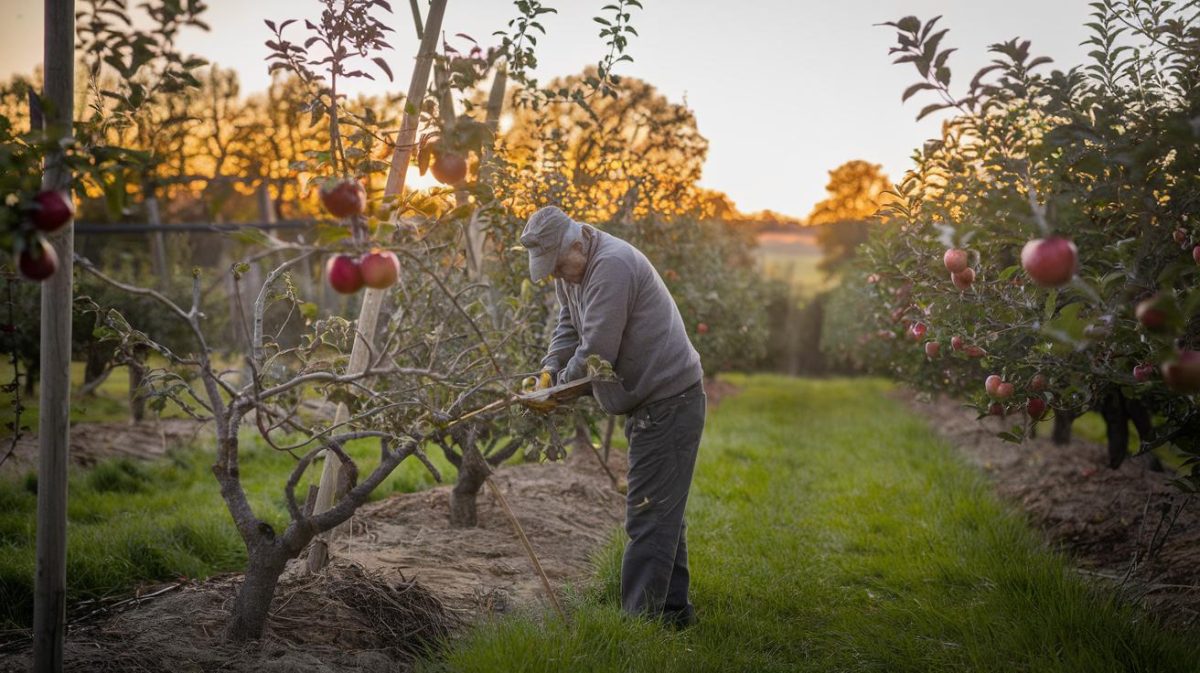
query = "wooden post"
xmin=256 ymin=182 xmax=277 ymax=225
xmin=307 ymin=0 xmax=449 ymax=572
xmin=144 ymin=184 xmax=168 ymax=289
xmin=34 ymin=0 xmax=74 ymax=670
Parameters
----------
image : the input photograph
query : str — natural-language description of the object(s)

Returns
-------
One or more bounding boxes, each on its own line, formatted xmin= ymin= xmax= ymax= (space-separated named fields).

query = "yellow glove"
xmin=520 ymin=368 xmax=555 ymax=393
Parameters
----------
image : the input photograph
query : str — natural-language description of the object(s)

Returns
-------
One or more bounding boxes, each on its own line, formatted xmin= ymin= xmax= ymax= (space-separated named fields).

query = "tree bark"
xmin=449 ymin=444 xmax=488 ymax=528
xmin=225 ymin=549 xmax=287 ymax=642
xmin=1052 ymin=410 xmax=1074 ymax=445
xmin=128 ymin=351 xmax=147 ymax=423
xmin=1098 ymin=391 xmax=1129 ymax=469
xmin=83 ymin=340 xmax=109 ymax=390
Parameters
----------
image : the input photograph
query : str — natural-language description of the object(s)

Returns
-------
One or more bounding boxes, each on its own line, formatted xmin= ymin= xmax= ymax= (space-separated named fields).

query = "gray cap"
xmin=520 ymin=206 xmax=583 ymax=281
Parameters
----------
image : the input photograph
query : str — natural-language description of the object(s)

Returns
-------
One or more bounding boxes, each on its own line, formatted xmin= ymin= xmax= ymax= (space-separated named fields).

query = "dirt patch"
xmin=902 ymin=390 xmax=1200 ymax=630
xmin=0 ymin=442 xmax=627 ymax=672
xmin=1 ymin=565 xmax=458 ymax=673
xmin=1 ymin=418 xmax=207 ymax=474
xmin=335 ymin=446 xmax=626 ymax=614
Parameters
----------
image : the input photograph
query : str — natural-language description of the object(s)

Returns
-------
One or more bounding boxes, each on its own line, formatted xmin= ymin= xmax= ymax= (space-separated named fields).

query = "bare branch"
xmin=253 ymin=251 xmax=317 ymax=366
xmin=309 ymin=439 xmax=416 ymax=533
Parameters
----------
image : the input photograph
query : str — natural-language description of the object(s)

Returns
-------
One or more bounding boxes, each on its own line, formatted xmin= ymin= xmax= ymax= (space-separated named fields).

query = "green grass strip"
xmin=423 ymin=374 xmax=1200 ymax=673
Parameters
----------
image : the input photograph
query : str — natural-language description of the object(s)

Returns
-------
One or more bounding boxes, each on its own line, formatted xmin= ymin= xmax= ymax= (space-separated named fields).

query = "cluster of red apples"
xmin=11 ymin=190 xmax=75 ymax=282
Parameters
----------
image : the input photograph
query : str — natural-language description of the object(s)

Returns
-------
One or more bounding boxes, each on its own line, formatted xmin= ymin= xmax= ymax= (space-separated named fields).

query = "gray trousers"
xmin=621 ymin=380 xmax=705 ymax=622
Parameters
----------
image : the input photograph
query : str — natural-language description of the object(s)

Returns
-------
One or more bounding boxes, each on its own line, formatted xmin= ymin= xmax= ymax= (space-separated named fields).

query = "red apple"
xmin=985 ymin=375 xmax=1003 ymax=397
xmin=1162 ymin=350 xmax=1200 ymax=394
xmin=866 ymin=273 xmax=879 ymax=284
xmin=431 ymin=153 xmax=468 ymax=185
xmin=951 ymin=336 xmax=965 ymax=352
xmin=908 ymin=322 xmax=927 ymax=341
xmin=31 ymin=190 xmax=75 ymax=232
xmin=1193 ymin=245 xmax=1200 ymax=265
xmin=1135 ymin=295 xmax=1172 ymax=332
xmin=319 ymin=179 xmax=366 ymax=218
xmin=988 ymin=402 xmax=1006 ymax=417
xmin=951 ymin=267 xmax=975 ymax=290
xmin=1029 ymin=374 xmax=1047 ymax=393
xmin=359 ymin=249 xmax=400 ymax=289
xmin=1174 ymin=228 xmax=1189 ymax=246
xmin=943 ymin=248 xmax=969 ymax=274
xmin=964 ymin=345 xmax=986 ymax=359
xmin=1021 ymin=236 xmax=1077 ymax=287
xmin=994 ymin=382 xmax=1014 ymax=400
xmin=925 ymin=341 xmax=941 ymax=359
xmin=1133 ymin=363 xmax=1155 ymax=382
xmin=697 ymin=322 xmax=709 ymax=335
xmin=19 ymin=236 xmax=59 ymax=281
xmin=326 ymin=254 xmax=364 ymax=294
xmin=1026 ymin=397 xmax=1047 ymax=420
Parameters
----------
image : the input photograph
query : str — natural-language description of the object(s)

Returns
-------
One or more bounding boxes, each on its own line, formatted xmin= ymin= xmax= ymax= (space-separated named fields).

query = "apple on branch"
xmin=18 ymin=235 xmax=58 ymax=282
xmin=31 ymin=190 xmax=75 ymax=232
xmin=943 ymin=248 xmax=969 ymax=274
xmin=319 ymin=179 xmax=366 ymax=218
xmin=326 ymin=254 xmax=364 ymax=294
xmin=1021 ymin=236 xmax=1077 ymax=287
xmin=431 ymin=153 xmax=467 ymax=185
xmin=359 ymin=249 xmax=400 ymax=289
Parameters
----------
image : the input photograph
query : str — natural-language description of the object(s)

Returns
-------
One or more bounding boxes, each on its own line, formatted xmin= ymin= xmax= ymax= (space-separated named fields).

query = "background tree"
xmin=808 ymin=159 xmax=894 ymax=275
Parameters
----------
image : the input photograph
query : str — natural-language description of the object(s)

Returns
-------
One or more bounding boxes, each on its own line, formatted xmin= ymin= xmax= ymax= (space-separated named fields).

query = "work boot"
xmin=662 ymin=604 xmax=698 ymax=630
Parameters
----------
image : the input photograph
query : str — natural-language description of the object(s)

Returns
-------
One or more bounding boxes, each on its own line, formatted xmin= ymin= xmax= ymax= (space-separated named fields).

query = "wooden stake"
xmin=34 ymin=1 xmax=75 ymax=670
xmin=484 ymin=474 xmax=566 ymax=621
xmin=307 ymin=0 xmax=449 ymax=572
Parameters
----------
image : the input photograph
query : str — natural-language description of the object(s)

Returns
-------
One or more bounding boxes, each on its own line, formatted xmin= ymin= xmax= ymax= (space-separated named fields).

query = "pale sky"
xmin=0 ymin=1 xmax=1090 ymax=218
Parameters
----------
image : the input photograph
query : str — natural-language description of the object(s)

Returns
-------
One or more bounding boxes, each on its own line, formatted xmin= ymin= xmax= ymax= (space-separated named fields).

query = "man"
xmin=520 ymin=205 xmax=705 ymax=629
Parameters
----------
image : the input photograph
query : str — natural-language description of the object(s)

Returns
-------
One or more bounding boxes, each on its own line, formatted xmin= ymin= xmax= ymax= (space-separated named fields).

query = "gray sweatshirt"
xmin=541 ymin=226 xmax=703 ymax=415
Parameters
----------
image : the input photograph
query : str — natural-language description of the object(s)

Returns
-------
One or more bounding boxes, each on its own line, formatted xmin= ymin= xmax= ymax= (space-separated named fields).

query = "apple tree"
xmin=838 ymin=3 xmax=1200 ymax=488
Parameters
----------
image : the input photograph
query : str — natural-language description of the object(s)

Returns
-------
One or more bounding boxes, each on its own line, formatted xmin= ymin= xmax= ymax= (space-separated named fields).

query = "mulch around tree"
xmin=0 ymin=437 xmax=628 ymax=673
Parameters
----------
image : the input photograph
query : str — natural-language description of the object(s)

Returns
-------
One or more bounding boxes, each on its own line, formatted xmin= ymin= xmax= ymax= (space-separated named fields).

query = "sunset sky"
xmin=0 ymin=0 xmax=1092 ymax=219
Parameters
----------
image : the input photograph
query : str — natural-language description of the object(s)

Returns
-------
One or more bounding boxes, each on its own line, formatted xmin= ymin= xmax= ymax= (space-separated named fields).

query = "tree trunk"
xmin=449 ymin=444 xmax=488 ymax=528
xmin=1052 ymin=410 xmax=1074 ymax=445
xmin=1098 ymin=392 xmax=1129 ymax=469
xmin=128 ymin=350 xmax=148 ymax=423
xmin=83 ymin=340 xmax=108 ymax=390
xmin=225 ymin=551 xmax=287 ymax=642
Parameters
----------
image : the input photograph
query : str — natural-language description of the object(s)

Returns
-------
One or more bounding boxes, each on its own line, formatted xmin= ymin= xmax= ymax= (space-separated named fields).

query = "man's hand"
xmin=557 ymin=359 xmax=586 ymax=386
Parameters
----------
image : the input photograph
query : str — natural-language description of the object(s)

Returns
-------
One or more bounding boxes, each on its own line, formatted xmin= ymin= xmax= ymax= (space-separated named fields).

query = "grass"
xmin=754 ymin=234 xmax=831 ymax=300
xmin=0 ymin=359 xmax=197 ymax=433
xmin=0 ymin=430 xmax=456 ymax=629
xmin=423 ymin=374 xmax=1200 ymax=673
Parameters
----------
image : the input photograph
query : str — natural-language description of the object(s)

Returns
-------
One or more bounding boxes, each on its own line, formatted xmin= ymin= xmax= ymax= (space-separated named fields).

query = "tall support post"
xmin=307 ymin=0 xmax=449 ymax=572
xmin=34 ymin=0 xmax=75 ymax=670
